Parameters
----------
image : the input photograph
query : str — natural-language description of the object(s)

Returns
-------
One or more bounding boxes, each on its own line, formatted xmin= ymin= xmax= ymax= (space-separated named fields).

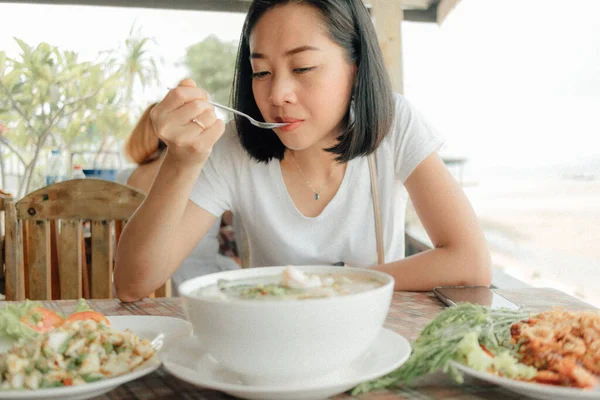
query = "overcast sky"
xmin=403 ymin=0 xmax=600 ymax=174
xmin=1 ymin=0 xmax=599 ymax=175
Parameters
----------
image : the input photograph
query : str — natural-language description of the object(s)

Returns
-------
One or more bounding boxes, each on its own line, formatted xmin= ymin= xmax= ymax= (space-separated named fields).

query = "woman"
xmin=116 ymin=104 xmax=239 ymax=295
xmin=115 ymin=0 xmax=491 ymax=302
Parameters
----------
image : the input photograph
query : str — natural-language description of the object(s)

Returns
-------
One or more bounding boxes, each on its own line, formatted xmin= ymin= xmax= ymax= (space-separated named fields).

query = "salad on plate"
xmin=0 ymin=300 xmax=156 ymax=390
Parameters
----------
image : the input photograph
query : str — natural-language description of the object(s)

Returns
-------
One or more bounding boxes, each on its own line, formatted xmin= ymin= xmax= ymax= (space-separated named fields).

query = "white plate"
xmin=161 ymin=327 xmax=411 ymax=400
xmin=452 ymin=361 xmax=600 ymax=400
xmin=0 ymin=315 xmax=193 ymax=400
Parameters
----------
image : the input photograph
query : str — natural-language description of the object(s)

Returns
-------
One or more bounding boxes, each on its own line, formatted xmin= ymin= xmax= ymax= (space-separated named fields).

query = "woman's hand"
xmin=150 ymin=78 xmax=225 ymax=168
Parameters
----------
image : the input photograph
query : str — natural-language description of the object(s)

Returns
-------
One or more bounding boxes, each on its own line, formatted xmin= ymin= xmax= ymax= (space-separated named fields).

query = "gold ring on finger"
xmin=192 ymin=118 xmax=206 ymax=130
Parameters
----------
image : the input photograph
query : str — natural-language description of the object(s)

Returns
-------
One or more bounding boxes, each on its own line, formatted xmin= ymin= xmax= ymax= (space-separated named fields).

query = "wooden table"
xmin=0 ymin=288 xmax=594 ymax=399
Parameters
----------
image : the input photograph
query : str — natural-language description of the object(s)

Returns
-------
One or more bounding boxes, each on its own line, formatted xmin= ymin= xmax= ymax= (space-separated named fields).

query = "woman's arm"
xmin=114 ymin=79 xmax=225 ymax=302
xmin=373 ymin=153 xmax=492 ymax=290
xmin=114 ymin=154 xmax=217 ymax=302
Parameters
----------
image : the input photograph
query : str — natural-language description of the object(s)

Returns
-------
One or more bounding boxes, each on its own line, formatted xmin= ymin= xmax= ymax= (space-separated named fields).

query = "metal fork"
xmin=167 ymin=87 xmax=289 ymax=129
xmin=167 ymin=87 xmax=290 ymax=129
xmin=208 ymin=101 xmax=291 ymax=129
xmin=150 ymin=333 xmax=165 ymax=351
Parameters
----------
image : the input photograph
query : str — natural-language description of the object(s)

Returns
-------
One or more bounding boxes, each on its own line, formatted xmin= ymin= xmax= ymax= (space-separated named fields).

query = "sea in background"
xmin=401 ymin=0 xmax=600 ymax=309
xmin=449 ymin=156 xmax=600 ymax=307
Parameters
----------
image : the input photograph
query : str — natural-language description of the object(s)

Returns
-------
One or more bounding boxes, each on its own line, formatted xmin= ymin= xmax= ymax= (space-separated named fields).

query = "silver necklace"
xmin=290 ymin=152 xmax=336 ymax=200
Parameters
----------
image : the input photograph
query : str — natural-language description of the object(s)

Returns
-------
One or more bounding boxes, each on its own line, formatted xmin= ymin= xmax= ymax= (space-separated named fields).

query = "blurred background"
xmin=0 ymin=0 xmax=598 ymax=305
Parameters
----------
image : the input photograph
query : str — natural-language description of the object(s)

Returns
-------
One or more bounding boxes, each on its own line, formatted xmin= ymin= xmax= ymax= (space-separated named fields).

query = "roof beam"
xmin=437 ymin=0 xmax=461 ymax=24
xmin=0 ymin=0 xmax=449 ymax=23
xmin=0 ymin=0 xmax=253 ymax=13
xmin=404 ymin=7 xmax=437 ymax=23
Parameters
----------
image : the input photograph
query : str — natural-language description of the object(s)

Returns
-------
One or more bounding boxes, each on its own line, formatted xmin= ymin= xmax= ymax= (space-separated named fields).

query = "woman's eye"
xmin=293 ymin=67 xmax=316 ymax=74
xmin=252 ymin=71 xmax=270 ymax=79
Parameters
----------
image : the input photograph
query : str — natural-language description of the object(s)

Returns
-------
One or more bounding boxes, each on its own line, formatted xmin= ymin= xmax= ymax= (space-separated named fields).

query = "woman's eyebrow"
xmin=250 ymin=45 xmax=321 ymax=59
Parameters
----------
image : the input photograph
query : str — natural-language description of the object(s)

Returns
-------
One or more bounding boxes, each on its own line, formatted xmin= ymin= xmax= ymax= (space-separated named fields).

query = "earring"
xmin=348 ymin=95 xmax=356 ymax=125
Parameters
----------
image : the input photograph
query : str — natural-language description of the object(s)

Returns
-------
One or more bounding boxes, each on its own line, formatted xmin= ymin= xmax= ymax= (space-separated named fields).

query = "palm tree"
xmin=121 ymin=24 xmax=160 ymax=107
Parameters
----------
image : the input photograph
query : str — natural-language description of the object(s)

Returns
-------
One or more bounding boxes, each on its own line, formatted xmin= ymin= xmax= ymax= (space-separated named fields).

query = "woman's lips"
xmin=275 ymin=117 xmax=303 ymax=132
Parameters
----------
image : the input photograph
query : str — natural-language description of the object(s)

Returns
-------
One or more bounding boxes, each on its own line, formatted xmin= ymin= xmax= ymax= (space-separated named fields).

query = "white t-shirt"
xmin=190 ymin=93 xmax=444 ymax=268
xmin=116 ymin=167 xmax=239 ymax=294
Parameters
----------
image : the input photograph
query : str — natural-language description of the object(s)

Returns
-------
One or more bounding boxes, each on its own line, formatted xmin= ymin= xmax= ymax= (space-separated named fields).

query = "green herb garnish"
xmin=82 ymin=373 xmax=104 ymax=383
xmin=351 ymin=304 xmax=529 ymax=395
xmin=103 ymin=342 xmax=114 ymax=355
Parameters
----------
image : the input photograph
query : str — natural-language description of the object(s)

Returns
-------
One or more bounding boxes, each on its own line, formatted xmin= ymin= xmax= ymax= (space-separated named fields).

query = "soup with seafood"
xmin=195 ymin=266 xmax=385 ymax=300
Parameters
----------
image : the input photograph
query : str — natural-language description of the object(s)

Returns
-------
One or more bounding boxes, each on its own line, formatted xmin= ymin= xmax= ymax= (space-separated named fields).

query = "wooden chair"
xmin=3 ymin=179 xmax=171 ymax=301
xmin=0 ymin=190 xmax=13 ymax=294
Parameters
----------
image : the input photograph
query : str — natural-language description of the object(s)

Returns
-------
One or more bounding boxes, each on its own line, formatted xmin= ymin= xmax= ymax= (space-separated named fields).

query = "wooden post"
xmin=437 ymin=0 xmax=461 ymax=24
xmin=369 ymin=0 xmax=405 ymax=94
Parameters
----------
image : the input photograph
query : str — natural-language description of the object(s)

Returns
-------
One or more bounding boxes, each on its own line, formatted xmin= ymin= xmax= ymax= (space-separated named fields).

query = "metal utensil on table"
xmin=150 ymin=333 xmax=165 ymax=351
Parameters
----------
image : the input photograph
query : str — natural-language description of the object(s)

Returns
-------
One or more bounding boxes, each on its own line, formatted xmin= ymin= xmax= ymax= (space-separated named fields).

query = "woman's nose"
xmin=268 ymin=75 xmax=296 ymax=106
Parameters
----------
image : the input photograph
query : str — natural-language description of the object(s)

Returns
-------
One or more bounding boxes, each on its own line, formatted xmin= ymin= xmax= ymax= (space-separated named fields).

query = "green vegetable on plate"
xmin=351 ymin=303 xmax=532 ymax=395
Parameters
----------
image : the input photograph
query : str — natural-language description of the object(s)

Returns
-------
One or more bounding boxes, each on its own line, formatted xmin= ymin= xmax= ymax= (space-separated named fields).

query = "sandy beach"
xmin=407 ymin=176 xmax=600 ymax=307
xmin=464 ymin=178 xmax=600 ymax=307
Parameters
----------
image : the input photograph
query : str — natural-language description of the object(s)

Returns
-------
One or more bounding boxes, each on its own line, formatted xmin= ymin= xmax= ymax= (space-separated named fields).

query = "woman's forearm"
xmin=114 ymin=153 xmax=204 ymax=300
xmin=374 ymin=243 xmax=492 ymax=291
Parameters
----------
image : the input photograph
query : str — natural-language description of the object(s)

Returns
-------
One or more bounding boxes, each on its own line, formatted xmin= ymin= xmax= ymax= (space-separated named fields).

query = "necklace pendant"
xmin=314 ymin=193 xmax=319 ymax=200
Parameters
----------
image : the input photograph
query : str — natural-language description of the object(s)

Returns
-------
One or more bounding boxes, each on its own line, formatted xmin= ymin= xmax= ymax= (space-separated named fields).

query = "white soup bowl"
xmin=178 ymin=265 xmax=394 ymax=385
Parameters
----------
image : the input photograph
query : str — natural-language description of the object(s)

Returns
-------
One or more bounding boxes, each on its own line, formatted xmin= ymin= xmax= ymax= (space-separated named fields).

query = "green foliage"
xmin=0 ymin=38 xmax=135 ymax=195
xmin=119 ymin=24 xmax=160 ymax=105
xmin=184 ymin=35 xmax=238 ymax=106
xmin=0 ymin=25 xmax=243 ymax=197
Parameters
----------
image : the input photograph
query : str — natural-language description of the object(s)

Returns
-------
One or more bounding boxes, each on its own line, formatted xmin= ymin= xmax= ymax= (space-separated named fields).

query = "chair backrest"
xmin=0 ymin=190 xmax=13 ymax=291
xmin=3 ymin=179 xmax=171 ymax=300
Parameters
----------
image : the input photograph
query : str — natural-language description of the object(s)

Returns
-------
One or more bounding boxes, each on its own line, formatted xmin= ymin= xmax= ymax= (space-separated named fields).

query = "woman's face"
xmin=249 ymin=3 xmax=357 ymax=152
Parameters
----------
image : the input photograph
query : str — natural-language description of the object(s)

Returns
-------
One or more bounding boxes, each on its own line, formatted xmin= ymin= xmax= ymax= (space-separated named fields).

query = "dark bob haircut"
xmin=231 ymin=0 xmax=395 ymax=163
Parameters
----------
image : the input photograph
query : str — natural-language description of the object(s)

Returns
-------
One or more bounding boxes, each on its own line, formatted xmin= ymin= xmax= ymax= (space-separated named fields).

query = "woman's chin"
xmin=276 ymin=126 xmax=340 ymax=152
xmin=277 ymin=136 xmax=313 ymax=152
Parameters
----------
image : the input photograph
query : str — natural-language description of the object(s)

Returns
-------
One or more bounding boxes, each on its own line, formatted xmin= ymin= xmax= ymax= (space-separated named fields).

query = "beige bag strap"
xmin=368 ymin=153 xmax=385 ymax=265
